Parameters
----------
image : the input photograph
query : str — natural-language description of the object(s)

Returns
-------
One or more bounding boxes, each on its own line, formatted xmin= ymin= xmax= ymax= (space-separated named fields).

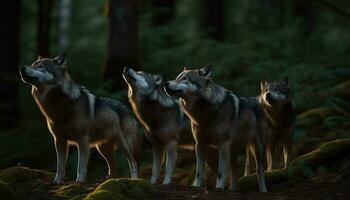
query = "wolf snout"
xmin=164 ymin=81 xmax=170 ymax=89
xmin=19 ymin=66 xmax=26 ymax=75
xmin=266 ymin=92 xmax=275 ymax=103
xmin=123 ymin=66 xmax=130 ymax=74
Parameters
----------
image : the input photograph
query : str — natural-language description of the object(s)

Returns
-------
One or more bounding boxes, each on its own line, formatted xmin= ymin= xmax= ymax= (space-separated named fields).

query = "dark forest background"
xmin=0 ymin=0 xmax=350 ymax=180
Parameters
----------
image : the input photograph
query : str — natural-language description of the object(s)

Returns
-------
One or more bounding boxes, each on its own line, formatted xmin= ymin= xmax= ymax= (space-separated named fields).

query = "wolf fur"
xmin=245 ymin=77 xmax=295 ymax=174
xmin=123 ymin=67 xmax=194 ymax=184
xmin=164 ymin=65 xmax=267 ymax=192
xmin=19 ymin=53 xmax=140 ymax=184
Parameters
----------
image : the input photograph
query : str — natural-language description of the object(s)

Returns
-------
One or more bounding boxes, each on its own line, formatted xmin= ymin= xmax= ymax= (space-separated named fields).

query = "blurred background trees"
xmin=0 ymin=0 xmax=349 ymax=179
xmin=103 ymin=0 xmax=141 ymax=90
xmin=0 ymin=0 xmax=20 ymax=130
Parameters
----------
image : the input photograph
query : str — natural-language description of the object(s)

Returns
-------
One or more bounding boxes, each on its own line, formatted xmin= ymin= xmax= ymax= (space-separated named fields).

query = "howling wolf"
xmin=20 ymin=53 xmax=140 ymax=183
xmin=123 ymin=67 xmax=194 ymax=184
xmin=164 ymin=65 xmax=267 ymax=192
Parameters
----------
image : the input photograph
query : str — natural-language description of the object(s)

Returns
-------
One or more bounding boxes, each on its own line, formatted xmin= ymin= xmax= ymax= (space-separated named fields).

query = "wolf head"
xmin=260 ymin=77 xmax=291 ymax=107
xmin=20 ymin=52 xmax=80 ymax=99
xmin=123 ymin=66 xmax=163 ymax=96
xmin=164 ymin=65 xmax=225 ymax=104
xmin=20 ymin=52 xmax=69 ymax=87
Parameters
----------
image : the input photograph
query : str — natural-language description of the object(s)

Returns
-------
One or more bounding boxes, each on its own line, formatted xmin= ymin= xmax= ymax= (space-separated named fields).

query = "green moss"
xmin=0 ymin=180 xmax=14 ymax=199
xmin=289 ymin=139 xmax=350 ymax=178
xmin=327 ymin=81 xmax=350 ymax=101
xmin=237 ymin=168 xmax=288 ymax=190
xmin=0 ymin=166 xmax=54 ymax=184
xmin=84 ymin=178 xmax=155 ymax=200
xmin=297 ymin=107 xmax=340 ymax=128
xmin=51 ymin=183 xmax=95 ymax=200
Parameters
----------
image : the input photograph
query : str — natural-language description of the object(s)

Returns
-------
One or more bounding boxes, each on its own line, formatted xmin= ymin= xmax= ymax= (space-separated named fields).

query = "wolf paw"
xmin=53 ymin=176 xmax=64 ymax=184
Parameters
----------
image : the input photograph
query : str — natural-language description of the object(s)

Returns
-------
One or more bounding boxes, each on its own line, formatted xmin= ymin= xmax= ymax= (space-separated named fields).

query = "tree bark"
xmin=103 ymin=0 xmax=141 ymax=90
xmin=59 ymin=0 xmax=71 ymax=50
xmin=38 ymin=0 xmax=53 ymax=57
xmin=0 ymin=0 xmax=20 ymax=130
xmin=152 ymin=0 xmax=175 ymax=26
xmin=293 ymin=0 xmax=314 ymax=35
xmin=198 ymin=0 xmax=224 ymax=40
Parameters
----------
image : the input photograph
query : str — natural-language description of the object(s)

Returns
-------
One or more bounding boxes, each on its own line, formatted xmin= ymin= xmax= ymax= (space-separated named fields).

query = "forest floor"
xmin=1 ymin=139 xmax=350 ymax=200
xmin=8 ymin=172 xmax=350 ymax=200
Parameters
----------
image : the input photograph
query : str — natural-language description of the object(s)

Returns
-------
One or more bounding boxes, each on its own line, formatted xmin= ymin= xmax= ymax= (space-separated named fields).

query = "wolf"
xmin=123 ymin=67 xmax=194 ymax=184
xmin=245 ymin=77 xmax=295 ymax=174
xmin=19 ymin=52 xmax=140 ymax=184
xmin=164 ymin=65 xmax=267 ymax=192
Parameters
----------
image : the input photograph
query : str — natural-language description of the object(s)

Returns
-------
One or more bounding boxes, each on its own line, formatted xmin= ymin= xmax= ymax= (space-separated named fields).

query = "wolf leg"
xmin=150 ymin=141 xmax=164 ymax=184
xmin=229 ymin=153 xmax=238 ymax=191
xmin=54 ymin=138 xmax=68 ymax=184
xmin=266 ymin=145 xmax=273 ymax=172
xmin=251 ymin=143 xmax=267 ymax=192
xmin=117 ymin=133 xmax=139 ymax=178
xmin=76 ymin=137 xmax=90 ymax=182
xmin=126 ymin=155 xmax=138 ymax=179
xmin=216 ymin=142 xmax=230 ymax=189
xmin=244 ymin=147 xmax=251 ymax=176
xmin=283 ymin=143 xmax=290 ymax=169
xmin=97 ymin=141 xmax=118 ymax=178
xmin=163 ymin=140 xmax=178 ymax=184
xmin=193 ymin=142 xmax=207 ymax=187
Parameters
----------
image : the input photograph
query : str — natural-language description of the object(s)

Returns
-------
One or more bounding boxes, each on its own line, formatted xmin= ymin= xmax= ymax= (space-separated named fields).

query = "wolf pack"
xmin=20 ymin=52 xmax=295 ymax=193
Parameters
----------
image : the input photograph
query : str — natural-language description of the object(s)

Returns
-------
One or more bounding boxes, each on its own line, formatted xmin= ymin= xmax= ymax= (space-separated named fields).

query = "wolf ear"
xmin=260 ymin=78 xmax=267 ymax=91
xmin=282 ymin=76 xmax=288 ymax=86
xmin=199 ymin=64 xmax=212 ymax=77
xmin=54 ymin=52 xmax=67 ymax=66
xmin=154 ymin=74 xmax=163 ymax=85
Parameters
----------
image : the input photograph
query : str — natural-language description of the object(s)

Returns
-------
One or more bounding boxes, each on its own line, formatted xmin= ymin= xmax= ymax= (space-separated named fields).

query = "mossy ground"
xmin=0 ymin=139 xmax=349 ymax=199
xmin=84 ymin=179 xmax=155 ymax=200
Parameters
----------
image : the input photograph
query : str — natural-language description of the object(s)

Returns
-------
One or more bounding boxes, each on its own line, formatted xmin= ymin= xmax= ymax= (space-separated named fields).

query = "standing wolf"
xmin=19 ymin=53 xmax=140 ymax=183
xmin=245 ymin=77 xmax=295 ymax=173
xmin=123 ymin=67 xmax=194 ymax=184
xmin=164 ymin=65 xmax=267 ymax=192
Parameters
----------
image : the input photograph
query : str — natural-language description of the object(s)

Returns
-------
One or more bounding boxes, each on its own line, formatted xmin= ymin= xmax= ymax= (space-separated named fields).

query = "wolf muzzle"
xmin=266 ymin=92 xmax=276 ymax=104
xmin=20 ymin=66 xmax=36 ymax=81
xmin=164 ymin=82 xmax=183 ymax=95
xmin=123 ymin=66 xmax=136 ymax=82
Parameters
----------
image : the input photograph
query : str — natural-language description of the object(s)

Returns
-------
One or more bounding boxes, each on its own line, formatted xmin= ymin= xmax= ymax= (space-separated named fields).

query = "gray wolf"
xmin=245 ymin=77 xmax=295 ymax=174
xmin=123 ymin=66 xmax=194 ymax=184
xmin=19 ymin=53 xmax=140 ymax=183
xmin=164 ymin=65 xmax=267 ymax=192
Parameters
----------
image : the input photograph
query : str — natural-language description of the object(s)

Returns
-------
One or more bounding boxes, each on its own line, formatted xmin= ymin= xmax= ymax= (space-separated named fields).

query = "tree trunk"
xmin=152 ymin=0 xmax=175 ymax=26
xmin=103 ymin=0 xmax=141 ymax=90
xmin=38 ymin=0 xmax=53 ymax=57
xmin=59 ymin=0 xmax=71 ymax=50
xmin=198 ymin=0 xmax=224 ymax=40
xmin=0 ymin=0 xmax=20 ymax=130
xmin=293 ymin=0 xmax=314 ymax=35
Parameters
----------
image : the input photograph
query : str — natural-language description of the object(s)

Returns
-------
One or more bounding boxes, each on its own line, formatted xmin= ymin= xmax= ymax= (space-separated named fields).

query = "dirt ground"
xmin=11 ymin=174 xmax=350 ymax=200
xmin=147 ymin=177 xmax=350 ymax=200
